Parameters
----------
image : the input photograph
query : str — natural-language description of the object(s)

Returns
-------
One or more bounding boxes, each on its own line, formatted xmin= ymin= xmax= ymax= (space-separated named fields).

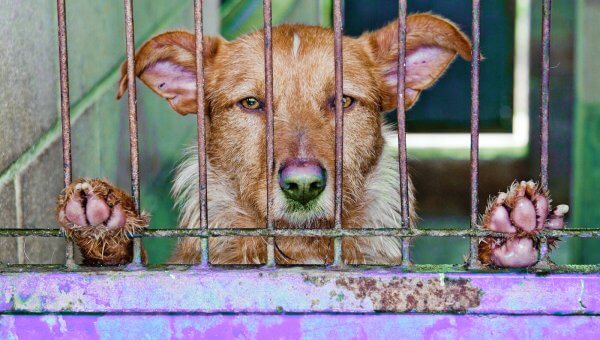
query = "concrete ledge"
xmin=1 ymin=268 xmax=599 ymax=315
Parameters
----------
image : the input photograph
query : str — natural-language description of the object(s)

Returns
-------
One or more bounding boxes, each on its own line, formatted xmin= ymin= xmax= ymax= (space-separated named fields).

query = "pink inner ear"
xmin=141 ymin=61 xmax=196 ymax=97
xmin=405 ymin=46 xmax=454 ymax=89
xmin=384 ymin=46 xmax=454 ymax=90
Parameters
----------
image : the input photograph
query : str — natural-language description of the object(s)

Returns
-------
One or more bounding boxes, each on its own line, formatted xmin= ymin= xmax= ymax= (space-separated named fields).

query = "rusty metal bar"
xmin=536 ymin=0 xmax=552 ymax=269
xmin=263 ymin=0 xmax=276 ymax=267
xmin=56 ymin=0 xmax=76 ymax=269
xmin=332 ymin=0 xmax=344 ymax=267
xmin=396 ymin=0 xmax=411 ymax=268
xmin=57 ymin=0 xmax=72 ymax=188
xmin=3 ymin=227 xmax=600 ymax=239
xmin=193 ymin=0 xmax=209 ymax=268
xmin=468 ymin=0 xmax=481 ymax=269
xmin=539 ymin=0 xmax=551 ymax=192
xmin=123 ymin=0 xmax=142 ymax=266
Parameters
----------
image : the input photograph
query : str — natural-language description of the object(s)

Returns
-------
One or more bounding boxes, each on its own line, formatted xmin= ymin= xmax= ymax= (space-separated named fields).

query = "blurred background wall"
xmin=0 ymin=0 xmax=596 ymax=265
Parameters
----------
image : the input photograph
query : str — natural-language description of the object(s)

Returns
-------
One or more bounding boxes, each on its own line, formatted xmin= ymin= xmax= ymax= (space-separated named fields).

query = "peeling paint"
xmin=579 ymin=279 xmax=587 ymax=310
xmin=335 ymin=277 xmax=481 ymax=312
xmin=302 ymin=273 xmax=330 ymax=287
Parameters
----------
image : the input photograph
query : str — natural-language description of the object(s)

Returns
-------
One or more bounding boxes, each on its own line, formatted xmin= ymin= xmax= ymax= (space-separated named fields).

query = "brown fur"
xmin=56 ymin=179 xmax=149 ymax=265
xmin=59 ymin=14 xmax=473 ymax=265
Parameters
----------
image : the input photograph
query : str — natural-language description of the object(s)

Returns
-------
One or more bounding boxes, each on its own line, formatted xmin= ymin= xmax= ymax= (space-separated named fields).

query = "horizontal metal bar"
xmin=2 ymin=228 xmax=600 ymax=238
xmin=1 ymin=263 xmax=599 ymax=274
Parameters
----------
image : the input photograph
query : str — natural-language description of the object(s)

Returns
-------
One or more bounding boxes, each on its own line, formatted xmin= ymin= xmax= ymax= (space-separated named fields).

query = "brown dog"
xmin=56 ymin=14 xmax=567 ymax=267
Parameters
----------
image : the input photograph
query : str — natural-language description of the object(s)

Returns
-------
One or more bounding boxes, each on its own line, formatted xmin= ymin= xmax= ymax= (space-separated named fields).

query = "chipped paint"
xmin=335 ymin=276 xmax=480 ymax=312
xmin=579 ymin=279 xmax=587 ymax=310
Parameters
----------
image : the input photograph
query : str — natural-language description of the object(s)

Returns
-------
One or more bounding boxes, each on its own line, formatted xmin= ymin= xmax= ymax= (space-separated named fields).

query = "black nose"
xmin=278 ymin=159 xmax=327 ymax=205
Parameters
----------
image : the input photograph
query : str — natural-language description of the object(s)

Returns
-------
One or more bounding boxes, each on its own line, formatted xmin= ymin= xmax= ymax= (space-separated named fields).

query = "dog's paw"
xmin=56 ymin=179 xmax=148 ymax=265
xmin=478 ymin=180 xmax=568 ymax=268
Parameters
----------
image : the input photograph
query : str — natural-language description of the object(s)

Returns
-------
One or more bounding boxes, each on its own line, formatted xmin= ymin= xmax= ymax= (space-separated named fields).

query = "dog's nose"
xmin=278 ymin=159 xmax=326 ymax=205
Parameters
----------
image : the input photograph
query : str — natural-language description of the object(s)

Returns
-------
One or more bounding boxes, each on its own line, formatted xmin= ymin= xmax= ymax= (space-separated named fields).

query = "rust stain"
xmin=335 ymin=276 xmax=481 ymax=313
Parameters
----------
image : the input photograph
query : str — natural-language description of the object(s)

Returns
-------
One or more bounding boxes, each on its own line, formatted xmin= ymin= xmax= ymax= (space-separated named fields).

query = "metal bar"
xmin=332 ymin=0 xmax=344 ymax=267
xmin=536 ymin=0 xmax=553 ymax=269
xmin=57 ymin=0 xmax=72 ymax=188
xmin=540 ymin=0 xmax=551 ymax=192
xmin=5 ymin=227 xmax=600 ymax=239
xmin=468 ymin=0 xmax=482 ymax=269
xmin=56 ymin=0 xmax=76 ymax=269
xmin=263 ymin=0 xmax=276 ymax=267
xmin=396 ymin=0 xmax=411 ymax=268
xmin=123 ymin=0 xmax=142 ymax=266
xmin=193 ymin=0 xmax=209 ymax=268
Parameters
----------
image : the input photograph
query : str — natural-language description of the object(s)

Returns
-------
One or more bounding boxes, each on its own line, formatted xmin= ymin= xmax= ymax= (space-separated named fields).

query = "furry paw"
xmin=56 ymin=179 xmax=148 ymax=265
xmin=478 ymin=180 xmax=568 ymax=268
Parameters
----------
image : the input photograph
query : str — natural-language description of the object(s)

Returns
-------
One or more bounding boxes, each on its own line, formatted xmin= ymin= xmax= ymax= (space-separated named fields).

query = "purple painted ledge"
xmin=2 ymin=269 xmax=600 ymax=338
xmin=0 ymin=268 xmax=598 ymax=314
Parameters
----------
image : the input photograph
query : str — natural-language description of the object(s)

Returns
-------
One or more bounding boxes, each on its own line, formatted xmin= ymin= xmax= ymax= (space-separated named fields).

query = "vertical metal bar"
xmin=333 ymin=0 xmax=344 ymax=267
xmin=468 ymin=0 xmax=482 ymax=269
xmin=123 ymin=0 xmax=142 ymax=266
xmin=56 ymin=0 xmax=76 ymax=269
xmin=537 ymin=0 xmax=552 ymax=266
xmin=396 ymin=0 xmax=411 ymax=268
xmin=194 ymin=0 xmax=209 ymax=268
xmin=539 ymin=0 xmax=551 ymax=193
xmin=263 ymin=0 xmax=276 ymax=267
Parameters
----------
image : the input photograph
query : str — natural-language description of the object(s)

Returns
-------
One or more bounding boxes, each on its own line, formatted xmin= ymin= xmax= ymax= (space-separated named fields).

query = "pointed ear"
xmin=116 ymin=31 xmax=225 ymax=115
xmin=362 ymin=13 xmax=472 ymax=112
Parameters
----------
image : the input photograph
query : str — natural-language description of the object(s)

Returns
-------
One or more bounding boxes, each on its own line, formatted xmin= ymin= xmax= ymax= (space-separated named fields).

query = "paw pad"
xmin=58 ymin=179 xmax=131 ymax=230
xmin=478 ymin=180 xmax=568 ymax=268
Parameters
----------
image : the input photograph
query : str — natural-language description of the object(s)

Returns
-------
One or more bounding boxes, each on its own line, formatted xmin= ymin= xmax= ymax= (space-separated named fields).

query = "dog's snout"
xmin=278 ymin=158 xmax=326 ymax=205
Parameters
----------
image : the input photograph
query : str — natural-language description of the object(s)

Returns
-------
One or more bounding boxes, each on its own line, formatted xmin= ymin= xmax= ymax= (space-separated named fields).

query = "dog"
xmin=56 ymin=13 xmax=568 ymax=267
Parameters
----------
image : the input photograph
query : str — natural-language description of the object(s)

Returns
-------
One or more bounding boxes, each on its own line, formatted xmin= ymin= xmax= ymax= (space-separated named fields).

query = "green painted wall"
xmin=571 ymin=0 xmax=600 ymax=264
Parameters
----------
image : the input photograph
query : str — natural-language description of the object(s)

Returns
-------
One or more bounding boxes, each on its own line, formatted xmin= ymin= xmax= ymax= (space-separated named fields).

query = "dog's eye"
xmin=158 ymin=82 xmax=166 ymax=89
xmin=239 ymin=97 xmax=263 ymax=111
xmin=330 ymin=95 xmax=354 ymax=111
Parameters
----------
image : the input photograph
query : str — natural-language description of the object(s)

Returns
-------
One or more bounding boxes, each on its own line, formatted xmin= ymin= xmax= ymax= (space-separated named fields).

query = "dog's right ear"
xmin=116 ymin=31 xmax=225 ymax=115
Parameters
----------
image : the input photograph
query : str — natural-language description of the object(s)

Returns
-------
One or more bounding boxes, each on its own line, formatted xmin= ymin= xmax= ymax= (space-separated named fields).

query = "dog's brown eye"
xmin=330 ymin=95 xmax=354 ymax=111
xmin=342 ymin=96 xmax=353 ymax=108
xmin=240 ymin=97 xmax=263 ymax=111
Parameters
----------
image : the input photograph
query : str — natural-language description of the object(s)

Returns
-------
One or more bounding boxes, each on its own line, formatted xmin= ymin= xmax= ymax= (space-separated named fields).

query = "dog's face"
xmin=117 ymin=14 xmax=471 ymax=227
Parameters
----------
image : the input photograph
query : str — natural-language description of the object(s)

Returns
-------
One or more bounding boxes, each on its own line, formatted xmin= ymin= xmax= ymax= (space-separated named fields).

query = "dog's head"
xmin=117 ymin=14 xmax=471 ymax=227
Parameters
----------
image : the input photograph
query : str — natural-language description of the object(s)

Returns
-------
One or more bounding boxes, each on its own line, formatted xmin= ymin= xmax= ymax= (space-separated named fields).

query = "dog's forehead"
xmin=210 ymin=24 xmax=377 ymax=103
xmin=225 ymin=24 xmax=367 ymax=76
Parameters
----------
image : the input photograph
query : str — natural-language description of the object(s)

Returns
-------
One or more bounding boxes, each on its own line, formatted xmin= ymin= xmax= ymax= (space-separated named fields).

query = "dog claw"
xmin=545 ymin=204 xmax=569 ymax=230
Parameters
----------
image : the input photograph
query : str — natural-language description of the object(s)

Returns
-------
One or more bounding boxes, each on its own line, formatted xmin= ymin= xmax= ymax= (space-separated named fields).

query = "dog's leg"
xmin=56 ymin=178 xmax=149 ymax=265
xmin=478 ymin=180 xmax=568 ymax=267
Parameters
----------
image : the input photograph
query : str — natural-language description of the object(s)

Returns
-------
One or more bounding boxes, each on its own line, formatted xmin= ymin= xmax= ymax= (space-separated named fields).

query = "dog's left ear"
xmin=362 ymin=13 xmax=472 ymax=111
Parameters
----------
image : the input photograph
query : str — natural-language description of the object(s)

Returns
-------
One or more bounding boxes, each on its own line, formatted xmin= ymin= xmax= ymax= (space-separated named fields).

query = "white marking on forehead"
xmin=292 ymin=32 xmax=301 ymax=58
